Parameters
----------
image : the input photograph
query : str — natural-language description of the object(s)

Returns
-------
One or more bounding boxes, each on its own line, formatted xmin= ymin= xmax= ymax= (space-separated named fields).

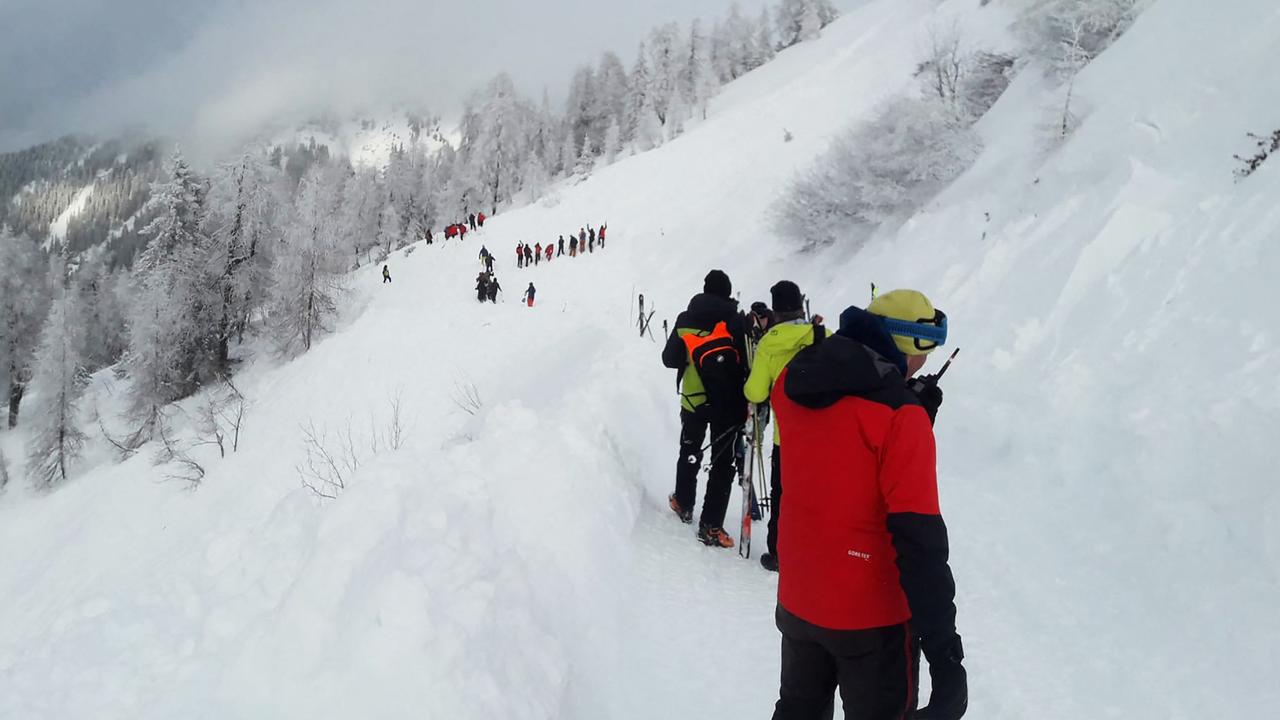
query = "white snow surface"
xmin=3 ymin=0 xmax=1280 ymax=717
xmin=46 ymin=182 xmax=96 ymax=247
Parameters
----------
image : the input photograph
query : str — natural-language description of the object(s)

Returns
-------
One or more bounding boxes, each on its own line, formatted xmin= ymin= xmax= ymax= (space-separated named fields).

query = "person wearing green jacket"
xmin=744 ymin=280 xmax=827 ymax=572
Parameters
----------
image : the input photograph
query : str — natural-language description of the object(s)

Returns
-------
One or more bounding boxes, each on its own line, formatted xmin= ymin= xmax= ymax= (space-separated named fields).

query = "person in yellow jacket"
xmin=743 ymin=280 xmax=827 ymax=572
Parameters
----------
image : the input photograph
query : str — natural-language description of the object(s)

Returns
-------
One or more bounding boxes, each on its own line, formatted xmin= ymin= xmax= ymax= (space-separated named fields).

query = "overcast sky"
xmin=0 ymin=0 xmax=811 ymax=156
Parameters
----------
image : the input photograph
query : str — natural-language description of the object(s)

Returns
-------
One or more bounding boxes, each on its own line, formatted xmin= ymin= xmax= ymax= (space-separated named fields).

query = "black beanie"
xmin=771 ymin=280 xmax=804 ymax=313
xmin=704 ymin=270 xmax=732 ymax=299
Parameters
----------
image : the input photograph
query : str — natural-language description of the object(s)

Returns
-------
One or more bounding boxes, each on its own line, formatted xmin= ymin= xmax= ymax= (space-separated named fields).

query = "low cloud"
xmin=1 ymin=0 xmax=766 ymax=157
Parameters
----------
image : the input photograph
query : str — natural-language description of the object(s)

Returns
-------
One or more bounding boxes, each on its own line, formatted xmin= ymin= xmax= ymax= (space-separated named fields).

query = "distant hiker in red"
xmin=545 ymin=244 xmax=553 ymax=262
xmin=524 ymin=283 xmax=536 ymax=307
xmin=516 ymin=245 xmax=524 ymax=268
xmin=769 ymin=290 xmax=965 ymax=720
xmin=535 ymin=243 xmax=543 ymax=265
xmin=477 ymin=212 xmax=487 ymax=227
xmin=599 ymin=224 xmax=606 ymax=247
xmin=459 ymin=224 xmax=468 ymax=240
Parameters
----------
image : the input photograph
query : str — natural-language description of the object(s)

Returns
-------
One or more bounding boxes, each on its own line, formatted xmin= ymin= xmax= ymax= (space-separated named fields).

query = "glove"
xmin=908 ymin=374 xmax=943 ymax=425
xmin=917 ymin=634 xmax=967 ymax=720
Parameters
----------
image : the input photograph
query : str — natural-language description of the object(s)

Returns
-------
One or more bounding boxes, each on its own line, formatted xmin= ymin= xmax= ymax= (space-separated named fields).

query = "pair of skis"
xmin=738 ymin=315 xmax=769 ymax=559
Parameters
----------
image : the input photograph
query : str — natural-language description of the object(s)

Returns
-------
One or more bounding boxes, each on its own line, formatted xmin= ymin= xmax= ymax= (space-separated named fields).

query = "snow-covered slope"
xmin=2 ymin=0 xmax=1278 ymax=718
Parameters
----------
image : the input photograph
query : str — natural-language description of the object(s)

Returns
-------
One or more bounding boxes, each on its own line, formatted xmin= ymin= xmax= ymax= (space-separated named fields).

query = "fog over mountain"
xmin=0 ymin=0 xmax=790 ymax=155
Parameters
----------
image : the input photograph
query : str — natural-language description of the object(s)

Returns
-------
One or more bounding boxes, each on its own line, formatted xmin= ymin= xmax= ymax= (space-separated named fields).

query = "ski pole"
xmin=933 ymin=348 xmax=960 ymax=382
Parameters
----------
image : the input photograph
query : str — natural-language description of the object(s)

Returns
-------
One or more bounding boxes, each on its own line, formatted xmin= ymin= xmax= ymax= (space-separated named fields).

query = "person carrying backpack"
xmin=661 ymin=269 xmax=749 ymax=548
xmin=487 ymin=275 xmax=502 ymax=303
xmin=743 ymin=281 xmax=828 ymax=573
xmin=769 ymin=289 xmax=964 ymax=720
xmin=475 ymin=272 xmax=489 ymax=303
xmin=382 ymin=265 xmax=392 ymax=284
xmin=570 ymin=236 xmax=578 ymax=257
xmin=525 ymin=282 xmax=537 ymax=307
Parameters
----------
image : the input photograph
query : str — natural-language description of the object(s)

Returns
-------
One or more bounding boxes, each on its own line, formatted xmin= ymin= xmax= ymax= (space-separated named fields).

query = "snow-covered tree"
xmin=26 ymin=263 xmax=89 ymax=490
xmin=337 ymin=167 xmax=382 ymax=266
xmin=626 ymin=43 xmax=654 ymax=144
xmin=458 ymin=73 xmax=535 ymax=214
xmin=565 ymin=65 xmax=604 ymax=158
xmin=523 ymin=151 xmax=551 ymax=201
xmin=206 ymin=151 xmax=279 ymax=365
xmin=1017 ymin=0 xmax=1147 ymax=77
xmin=376 ymin=197 xmax=403 ymax=257
xmin=646 ymin=23 xmax=685 ymax=125
xmin=603 ymin=119 xmax=623 ymax=164
xmin=123 ymin=149 xmax=216 ymax=441
xmin=774 ymin=95 xmax=980 ymax=250
xmin=664 ymin=87 xmax=689 ymax=140
xmin=70 ymin=247 xmax=129 ymax=371
xmin=596 ymin=52 xmax=632 ymax=143
xmin=777 ymin=0 xmax=838 ymax=48
xmin=270 ymin=166 xmax=347 ymax=354
xmin=752 ymin=7 xmax=778 ymax=68
xmin=0 ymin=227 xmax=49 ymax=429
xmin=559 ymin=128 xmax=579 ymax=177
xmin=686 ymin=20 xmax=720 ymax=120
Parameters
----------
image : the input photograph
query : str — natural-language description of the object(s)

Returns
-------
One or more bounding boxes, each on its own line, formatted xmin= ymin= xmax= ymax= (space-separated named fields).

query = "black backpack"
xmin=682 ymin=321 xmax=747 ymax=420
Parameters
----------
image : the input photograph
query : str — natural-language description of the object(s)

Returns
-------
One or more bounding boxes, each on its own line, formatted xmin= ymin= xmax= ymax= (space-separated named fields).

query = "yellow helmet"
xmin=867 ymin=289 xmax=947 ymax=356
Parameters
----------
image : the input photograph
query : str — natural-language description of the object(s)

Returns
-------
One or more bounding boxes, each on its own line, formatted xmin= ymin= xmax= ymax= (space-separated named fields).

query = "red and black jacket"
xmin=772 ymin=328 xmax=957 ymax=642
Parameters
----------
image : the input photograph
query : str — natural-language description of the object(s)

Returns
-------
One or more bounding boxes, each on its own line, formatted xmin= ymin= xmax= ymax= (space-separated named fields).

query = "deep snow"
xmin=2 ymin=0 xmax=1279 ymax=718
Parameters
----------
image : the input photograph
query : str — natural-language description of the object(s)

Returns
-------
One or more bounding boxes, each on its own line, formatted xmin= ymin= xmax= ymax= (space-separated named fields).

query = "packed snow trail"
xmin=3 ymin=0 xmax=1280 ymax=717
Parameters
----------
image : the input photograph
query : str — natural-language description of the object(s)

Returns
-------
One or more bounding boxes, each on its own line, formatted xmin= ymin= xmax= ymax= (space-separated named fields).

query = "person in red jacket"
xmin=535 ymin=242 xmax=543 ymax=266
xmin=516 ymin=244 xmax=524 ymax=269
xmin=477 ymin=211 xmax=486 ymax=227
xmin=770 ymin=289 xmax=965 ymax=720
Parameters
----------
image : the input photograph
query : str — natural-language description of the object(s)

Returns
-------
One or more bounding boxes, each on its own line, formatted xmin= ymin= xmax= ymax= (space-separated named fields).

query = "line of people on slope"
xmin=662 ymin=270 xmax=966 ymax=720
xmin=516 ymin=223 xmax=607 ymax=268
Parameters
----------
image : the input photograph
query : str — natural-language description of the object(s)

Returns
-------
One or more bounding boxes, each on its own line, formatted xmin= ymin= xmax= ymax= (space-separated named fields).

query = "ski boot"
xmin=697 ymin=524 xmax=735 ymax=549
xmin=668 ymin=494 xmax=693 ymax=525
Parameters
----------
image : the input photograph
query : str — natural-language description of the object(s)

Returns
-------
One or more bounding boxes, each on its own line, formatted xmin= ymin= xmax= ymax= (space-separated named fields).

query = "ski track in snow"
xmin=3 ymin=0 xmax=1280 ymax=717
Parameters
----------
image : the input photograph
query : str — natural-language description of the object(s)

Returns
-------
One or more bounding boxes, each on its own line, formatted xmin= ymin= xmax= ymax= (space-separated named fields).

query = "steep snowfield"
xmin=3 ymin=0 xmax=1279 ymax=718
xmin=46 ymin=182 xmax=96 ymax=247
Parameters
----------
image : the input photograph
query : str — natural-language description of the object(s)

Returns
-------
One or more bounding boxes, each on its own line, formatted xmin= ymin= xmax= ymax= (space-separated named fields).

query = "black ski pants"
xmin=674 ymin=407 xmax=737 ymax=529
xmin=767 ymin=444 xmax=782 ymax=557
xmin=774 ymin=608 xmax=919 ymax=720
